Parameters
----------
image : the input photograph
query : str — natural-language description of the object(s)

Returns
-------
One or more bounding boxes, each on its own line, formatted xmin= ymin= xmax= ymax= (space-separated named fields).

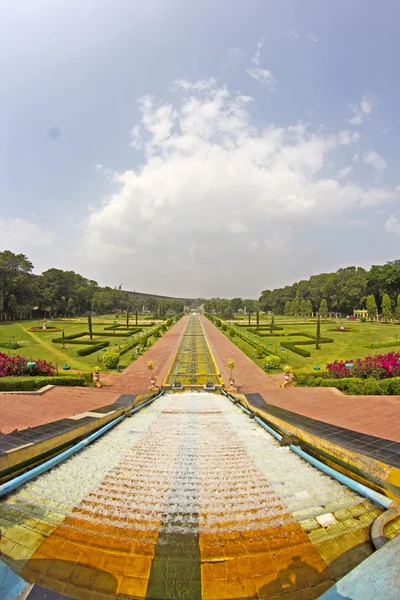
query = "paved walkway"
xmin=200 ymin=316 xmax=400 ymax=442
xmin=0 ymin=317 xmax=189 ymax=434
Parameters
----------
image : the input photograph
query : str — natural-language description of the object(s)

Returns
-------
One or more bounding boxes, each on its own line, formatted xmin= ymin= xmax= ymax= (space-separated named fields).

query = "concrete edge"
xmin=318 ymin=534 xmax=400 ymax=599
xmin=231 ymin=393 xmax=400 ymax=502
xmin=0 ymin=385 xmax=56 ymax=396
xmin=0 ymin=390 xmax=158 ymax=482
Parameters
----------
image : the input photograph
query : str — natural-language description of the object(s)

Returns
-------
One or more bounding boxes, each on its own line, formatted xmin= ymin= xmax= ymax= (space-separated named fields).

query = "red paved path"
xmin=2 ymin=314 xmax=400 ymax=442
xmin=200 ymin=316 xmax=400 ymax=442
xmin=0 ymin=317 xmax=189 ymax=434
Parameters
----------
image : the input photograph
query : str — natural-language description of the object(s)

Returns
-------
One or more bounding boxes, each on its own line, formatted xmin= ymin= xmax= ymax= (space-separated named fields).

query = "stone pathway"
xmin=200 ymin=316 xmax=400 ymax=443
xmin=0 ymin=317 xmax=189 ymax=434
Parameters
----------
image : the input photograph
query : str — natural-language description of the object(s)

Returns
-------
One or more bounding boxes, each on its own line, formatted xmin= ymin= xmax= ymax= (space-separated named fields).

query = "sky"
xmin=1 ymin=0 xmax=400 ymax=299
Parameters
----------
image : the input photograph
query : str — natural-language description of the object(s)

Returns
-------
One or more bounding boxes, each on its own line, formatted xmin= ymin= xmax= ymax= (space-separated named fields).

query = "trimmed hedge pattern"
xmin=0 ymin=375 xmax=86 ymax=391
xmin=295 ymin=372 xmax=400 ymax=395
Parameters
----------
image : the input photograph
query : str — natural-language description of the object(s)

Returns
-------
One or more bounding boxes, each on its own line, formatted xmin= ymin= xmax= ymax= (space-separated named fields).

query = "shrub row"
xmin=0 ymin=375 xmax=86 ymax=391
xmin=365 ymin=340 xmax=400 ymax=349
xmin=281 ymin=342 xmax=311 ymax=357
xmin=0 ymin=341 xmax=20 ymax=349
xmin=77 ymin=341 xmax=109 ymax=356
xmin=295 ymin=373 xmax=400 ymax=395
xmin=104 ymin=324 xmax=153 ymax=331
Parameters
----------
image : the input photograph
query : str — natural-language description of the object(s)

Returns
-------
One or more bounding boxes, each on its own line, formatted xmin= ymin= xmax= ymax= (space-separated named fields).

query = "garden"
xmin=205 ymin=312 xmax=400 ymax=394
xmin=0 ymin=314 xmax=182 ymax=390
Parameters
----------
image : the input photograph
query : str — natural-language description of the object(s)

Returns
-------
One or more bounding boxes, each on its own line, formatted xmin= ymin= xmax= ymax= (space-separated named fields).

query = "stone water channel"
xmin=0 ymin=317 xmax=381 ymax=600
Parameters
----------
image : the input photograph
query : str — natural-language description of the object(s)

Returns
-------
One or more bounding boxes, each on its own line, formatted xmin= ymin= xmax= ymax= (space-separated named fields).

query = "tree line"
xmin=259 ymin=261 xmax=400 ymax=317
xmin=0 ymin=250 xmax=185 ymax=319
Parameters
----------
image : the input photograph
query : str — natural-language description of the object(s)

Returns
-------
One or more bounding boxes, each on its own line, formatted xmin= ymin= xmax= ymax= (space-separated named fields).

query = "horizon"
xmin=2 ymin=1 xmax=400 ymax=297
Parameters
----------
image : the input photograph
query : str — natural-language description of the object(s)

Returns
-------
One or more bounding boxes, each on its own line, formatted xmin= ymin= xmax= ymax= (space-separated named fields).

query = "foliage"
xmin=228 ymin=328 xmax=235 ymax=338
xmin=319 ymin=299 xmax=328 ymax=317
xmin=88 ymin=312 xmax=93 ymax=340
xmin=147 ymin=360 xmax=154 ymax=371
xmin=77 ymin=341 xmax=109 ymax=356
xmin=0 ymin=353 xmax=56 ymax=377
xmin=327 ymin=352 xmax=400 ymax=380
xmin=283 ymin=365 xmax=293 ymax=373
xmin=366 ymin=294 xmax=378 ymax=320
xmin=366 ymin=340 xmax=400 ymax=349
xmin=381 ymin=293 xmax=392 ymax=322
xmin=397 ymin=294 xmax=400 ymax=321
xmin=0 ymin=375 xmax=86 ymax=391
xmin=227 ymin=358 xmax=235 ymax=376
xmin=0 ymin=341 xmax=20 ymax=349
xmin=281 ymin=342 xmax=311 ymax=357
xmin=316 ymin=312 xmax=321 ymax=350
xmin=102 ymin=351 xmax=120 ymax=369
xmin=265 ymin=355 xmax=281 ymax=369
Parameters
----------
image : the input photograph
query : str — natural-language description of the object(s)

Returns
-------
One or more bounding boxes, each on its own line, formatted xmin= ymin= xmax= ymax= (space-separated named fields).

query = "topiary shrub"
xmin=221 ymin=323 xmax=228 ymax=331
xmin=228 ymin=328 xmax=235 ymax=338
xmin=265 ymin=354 xmax=281 ymax=369
xmin=255 ymin=346 xmax=264 ymax=358
xmin=102 ymin=351 xmax=120 ymax=369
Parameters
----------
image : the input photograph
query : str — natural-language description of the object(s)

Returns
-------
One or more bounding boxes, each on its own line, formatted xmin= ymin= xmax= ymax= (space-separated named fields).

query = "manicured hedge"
xmin=0 ymin=375 xmax=86 ymax=391
xmin=366 ymin=340 xmax=400 ymax=350
xmin=0 ymin=341 xmax=20 ymax=349
xmin=281 ymin=342 xmax=311 ymax=357
xmin=294 ymin=373 xmax=400 ymax=395
xmin=77 ymin=341 xmax=109 ymax=356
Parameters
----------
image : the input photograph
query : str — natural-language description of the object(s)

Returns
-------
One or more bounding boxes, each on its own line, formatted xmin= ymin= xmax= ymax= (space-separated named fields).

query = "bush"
xmin=221 ymin=324 xmax=227 ymax=331
xmin=0 ymin=341 xmax=20 ymax=350
xmin=362 ymin=377 xmax=382 ymax=395
xmin=255 ymin=346 xmax=264 ymax=358
xmin=265 ymin=354 xmax=281 ymax=369
xmin=228 ymin=328 xmax=235 ymax=338
xmin=0 ymin=375 xmax=85 ymax=391
xmin=77 ymin=341 xmax=109 ymax=356
xmin=327 ymin=352 xmax=400 ymax=379
xmin=0 ymin=353 xmax=56 ymax=377
xmin=281 ymin=342 xmax=311 ymax=357
xmin=102 ymin=351 xmax=120 ymax=369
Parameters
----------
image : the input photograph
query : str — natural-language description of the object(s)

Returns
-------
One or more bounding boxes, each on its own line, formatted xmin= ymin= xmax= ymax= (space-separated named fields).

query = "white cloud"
xmin=246 ymin=38 xmax=276 ymax=88
xmin=385 ymin=214 xmax=400 ymax=235
xmin=130 ymin=124 xmax=142 ymax=149
xmin=83 ymin=81 xmax=397 ymax=296
xmin=0 ymin=218 xmax=54 ymax=251
xmin=246 ymin=66 xmax=274 ymax=85
xmin=348 ymin=95 xmax=374 ymax=125
xmin=337 ymin=165 xmax=353 ymax=178
xmin=305 ymin=33 xmax=319 ymax=43
xmin=95 ymin=164 xmax=103 ymax=172
xmin=362 ymin=150 xmax=387 ymax=171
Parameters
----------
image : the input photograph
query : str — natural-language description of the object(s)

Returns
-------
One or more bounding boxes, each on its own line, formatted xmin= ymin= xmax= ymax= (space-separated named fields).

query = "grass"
xmin=228 ymin=317 xmax=400 ymax=371
xmin=0 ymin=316 xmax=158 ymax=372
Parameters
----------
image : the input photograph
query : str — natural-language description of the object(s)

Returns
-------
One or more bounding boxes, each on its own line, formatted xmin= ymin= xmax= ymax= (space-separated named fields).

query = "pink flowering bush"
xmin=0 ymin=353 xmax=56 ymax=377
xmin=327 ymin=352 xmax=400 ymax=380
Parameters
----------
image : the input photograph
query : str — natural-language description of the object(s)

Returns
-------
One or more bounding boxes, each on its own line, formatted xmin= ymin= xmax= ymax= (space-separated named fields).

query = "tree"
xmin=397 ymin=294 xmax=400 ymax=322
xmin=381 ymin=293 xmax=392 ymax=322
xmin=300 ymin=299 xmax=307 ymax=317
xmin=284 ymin=300 xmax=291 ymax=316
xmin=88 ymin=312 xmax=93 ymax=340
xmin=269 ymin=315 xmax=275 ymax=334
xmin=291 ymin=298 xmax=300 ymax=316
xmin=0 ymin=250 xmax=34 ymax=317
xmin=319 ymin=299 xmax=328 ymax=318
xmin=230 ymin=298 xmax=243 ymax=312
xmin=366 ymin=295 xmax=378 ymax=321
xmin=8 ymin=294 xmax=18 ymax=319
xmin=126 ymin=309 xmax=129 ymax=328
xmin=316 ymin=312 xmax=321 ymax=350
xmin=305 ymin=300 xmax=313 ymax=317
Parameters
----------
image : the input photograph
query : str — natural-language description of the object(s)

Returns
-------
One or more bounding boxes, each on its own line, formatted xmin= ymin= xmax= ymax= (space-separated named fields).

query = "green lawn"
xmin=0 ymin=317 xmax=155 ymax=372
xmin=229 ymin=318 xmax=400 ymax=372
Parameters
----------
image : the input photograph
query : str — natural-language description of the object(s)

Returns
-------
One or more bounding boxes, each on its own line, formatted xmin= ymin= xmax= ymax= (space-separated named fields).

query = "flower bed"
xmin=0 ymin=353 xmax=56 ymax=377
xmin=327 ymin=352 xmax=400 ymax=379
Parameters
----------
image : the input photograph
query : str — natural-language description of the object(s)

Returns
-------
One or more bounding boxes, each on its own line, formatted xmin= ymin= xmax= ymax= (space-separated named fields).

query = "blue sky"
xmin=1 ymin=0 xmax=400 ymax=297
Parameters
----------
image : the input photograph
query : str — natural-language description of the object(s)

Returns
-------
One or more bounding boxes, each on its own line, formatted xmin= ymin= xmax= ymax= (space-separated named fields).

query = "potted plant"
xmin=147 ymin=360 xmax=156 ymax=384
xmin=227 ymin=358 xmax=235 ymax=386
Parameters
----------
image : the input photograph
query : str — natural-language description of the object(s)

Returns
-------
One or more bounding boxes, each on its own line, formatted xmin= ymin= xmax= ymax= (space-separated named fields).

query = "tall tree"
xmin=381 ymin=293 xmax=392 ymax=323
xmin=305 ymin=299 xmax=313 ymax=317
xmin=316 ymin=313 xmax=321 ymax=350
xmin=397 ymin=294 xmax=400 ymax=322
xmin=88 ymin=312 xmax=93 ymax=340
xmin=284 ymin=300 xmax=291 ymax=316
xmin=0 ymin=250 xmax=34 ymax=316
xmin=366 ymin=295 xmax=378 ymax=321
xmin=319 ymin=299 xmax=328 ymax=317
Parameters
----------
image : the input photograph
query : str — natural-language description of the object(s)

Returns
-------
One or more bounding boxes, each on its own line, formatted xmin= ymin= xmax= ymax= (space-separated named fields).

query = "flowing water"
xmin=0 ymin=391 xmax=377 ymax=599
